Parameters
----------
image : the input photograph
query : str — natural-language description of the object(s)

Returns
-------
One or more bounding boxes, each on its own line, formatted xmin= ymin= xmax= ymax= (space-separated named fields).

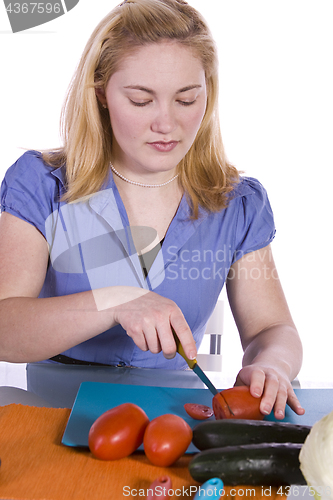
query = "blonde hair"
xmin=43 ymin=0 xmax=239 ymax=218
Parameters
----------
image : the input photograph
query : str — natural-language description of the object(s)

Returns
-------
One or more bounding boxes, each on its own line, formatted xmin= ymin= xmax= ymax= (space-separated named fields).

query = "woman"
xmin=0 ymin=0 xmax=304 ymax=419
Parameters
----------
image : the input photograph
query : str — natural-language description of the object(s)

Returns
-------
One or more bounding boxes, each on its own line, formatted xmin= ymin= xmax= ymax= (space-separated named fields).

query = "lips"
xmin=148 ymin=141 xmax=179 ymax=152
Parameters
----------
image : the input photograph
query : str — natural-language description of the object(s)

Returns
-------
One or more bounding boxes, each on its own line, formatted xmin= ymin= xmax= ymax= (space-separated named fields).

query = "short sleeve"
xmin=0 ymin=151 xmax=60 ymax=238
xmin=232 ymin=177 xmax=276 ymax=263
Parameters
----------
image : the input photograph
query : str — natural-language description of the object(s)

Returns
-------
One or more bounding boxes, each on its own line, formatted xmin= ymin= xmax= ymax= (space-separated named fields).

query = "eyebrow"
xmin=123 ymin=84 xmax=202 ymax=94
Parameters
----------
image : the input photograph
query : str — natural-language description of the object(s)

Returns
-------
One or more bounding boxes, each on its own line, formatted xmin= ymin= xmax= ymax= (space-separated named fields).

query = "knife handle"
xmin=172 ymin=328 xmax=196 ymax=370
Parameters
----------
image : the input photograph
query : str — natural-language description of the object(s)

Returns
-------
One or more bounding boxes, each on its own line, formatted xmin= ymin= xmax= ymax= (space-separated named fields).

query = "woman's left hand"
xmin=226 ymin=245 xmax=305 ymax=420
xmin=235 ymin=364 xmax=305 ymax=420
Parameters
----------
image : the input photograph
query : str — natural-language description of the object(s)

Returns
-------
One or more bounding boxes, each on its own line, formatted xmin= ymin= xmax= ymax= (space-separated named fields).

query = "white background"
xmin=0 ymin=0 xmax=332 ymax=389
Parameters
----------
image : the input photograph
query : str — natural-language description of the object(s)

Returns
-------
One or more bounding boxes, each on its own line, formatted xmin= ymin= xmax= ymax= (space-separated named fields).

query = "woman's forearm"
xmin=0 ymin=293 xmax=112 ymax=362
xmin=241 ymin=324 xmax=303 ymax=381
xmin=0 ymin=286 xmax=149 ymax=363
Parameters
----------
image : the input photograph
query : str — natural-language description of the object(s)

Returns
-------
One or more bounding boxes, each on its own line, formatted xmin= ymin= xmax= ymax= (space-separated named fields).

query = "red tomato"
xmin=143 ymin=414 xmax=193 ymax=467
xmin=212 ymin=386 xmax=264 ymax=420
xmin=88 ymin=403 xmax=149 ymax=460
xmin=184 ymin=403 xmax=214 ymax=420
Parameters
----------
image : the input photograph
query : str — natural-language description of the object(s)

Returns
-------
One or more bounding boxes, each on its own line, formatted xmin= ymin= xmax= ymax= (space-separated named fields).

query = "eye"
xmin=130 ymin=99 xmax=152 ymax=107
xmin=178 ymin=100 xmax=196 ymax=106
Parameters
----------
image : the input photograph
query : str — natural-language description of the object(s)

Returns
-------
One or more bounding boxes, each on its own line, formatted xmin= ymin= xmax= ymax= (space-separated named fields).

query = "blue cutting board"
xmin=61 ymin=383 xmax=333 ymax=453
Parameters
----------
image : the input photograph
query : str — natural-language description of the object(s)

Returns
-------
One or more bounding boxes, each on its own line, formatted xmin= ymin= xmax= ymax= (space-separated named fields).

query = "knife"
xmin=172 ymin=329 xmax=218 ymax=396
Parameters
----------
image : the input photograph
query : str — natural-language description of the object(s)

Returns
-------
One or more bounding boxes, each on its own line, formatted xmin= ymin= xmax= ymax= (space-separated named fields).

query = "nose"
xmin=150 ymin=103 xmax=177 ymax=135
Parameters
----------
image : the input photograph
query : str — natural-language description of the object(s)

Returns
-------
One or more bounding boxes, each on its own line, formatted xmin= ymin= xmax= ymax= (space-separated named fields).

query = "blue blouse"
xmin=0 ymin=151 xmax=276 ymax=369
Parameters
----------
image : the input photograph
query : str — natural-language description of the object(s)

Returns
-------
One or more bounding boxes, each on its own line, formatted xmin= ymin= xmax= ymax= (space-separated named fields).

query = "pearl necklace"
xmin=110 ymin=164 xmax=178 ymax=188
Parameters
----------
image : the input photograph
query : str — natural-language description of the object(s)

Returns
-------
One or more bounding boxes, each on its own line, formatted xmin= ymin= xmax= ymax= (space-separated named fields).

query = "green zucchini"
xmin=192 ymin=419 xmax=311 ymax=451
xmin=189 ymin=443 xmax=306 ymax=486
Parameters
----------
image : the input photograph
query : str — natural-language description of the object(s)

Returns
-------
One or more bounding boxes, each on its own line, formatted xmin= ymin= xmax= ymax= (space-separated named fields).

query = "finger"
xmin=156 ymin=322 xmax=177 ymax=359
xmin=287 ymin=387 xmax=305 ymax=415
xmin=248 ymin=368 xmax=266 ymax=398
xmin=235 ymin=367 xmax=265 ymax=397
xmin=171 ymin=313 xmax=196 ymax=360
xmin=259 ymin=373 xmax=279 ymax=416
xmin=142 ymin=321 xmax=162 ymax=354
xmin=126 ymin=323 xmax=150 ymax=352
xmin=272 ymin=384 xmax=288 ymax=420
xmin=145 ymin=332 xmax=162 ymax=354
xmin=128 ymin=329 xmax=149 ymax=351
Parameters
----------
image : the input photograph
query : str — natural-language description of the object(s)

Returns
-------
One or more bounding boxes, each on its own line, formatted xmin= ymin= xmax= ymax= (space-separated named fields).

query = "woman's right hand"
xmin=0 ymin=213 xmax=195 ymax=363
xmin=96 ymin=287 xmax=197 ymax=361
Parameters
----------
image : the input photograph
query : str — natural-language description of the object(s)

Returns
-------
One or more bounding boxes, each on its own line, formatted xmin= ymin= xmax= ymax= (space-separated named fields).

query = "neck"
xmin=110 ymin=163 xmax=179 ymax=189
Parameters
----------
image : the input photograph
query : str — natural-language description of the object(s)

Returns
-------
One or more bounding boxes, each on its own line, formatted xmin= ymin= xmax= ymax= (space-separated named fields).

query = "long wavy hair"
xmin=42 ymin=0 xmax=239 ymax=218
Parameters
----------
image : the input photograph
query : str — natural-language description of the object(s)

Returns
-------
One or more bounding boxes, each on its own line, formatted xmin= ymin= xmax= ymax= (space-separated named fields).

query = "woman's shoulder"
xmin=224 ymin=175 xmax=275 ymax=227
xmin=1 ymin=151 xmax=66 ymax=236
xmin=228 ymin=175 xmax=273 ymax=216
xmin=231 ymin=176 xmax=269 ymax=200
xmin=3 ymin=150 xmax=65 ymax=187
xmin=226 ymin=177 xmax=276 ymax=260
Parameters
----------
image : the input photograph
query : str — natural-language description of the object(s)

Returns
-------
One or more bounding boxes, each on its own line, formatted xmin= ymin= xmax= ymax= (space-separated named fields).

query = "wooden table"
xmin=2 ymin=367 xmax=331 ymax=500
xmin=0 ymin=404 xmax=288 ymax=500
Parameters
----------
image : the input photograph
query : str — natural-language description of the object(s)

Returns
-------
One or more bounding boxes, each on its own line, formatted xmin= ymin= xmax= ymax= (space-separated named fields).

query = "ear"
xmin=95 ymin=87 xmax=107 ymax=107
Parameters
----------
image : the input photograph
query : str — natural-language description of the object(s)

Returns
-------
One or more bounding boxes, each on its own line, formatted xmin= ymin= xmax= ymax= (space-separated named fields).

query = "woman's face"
xmin=100 ymin=41 xmax=207 ymax=181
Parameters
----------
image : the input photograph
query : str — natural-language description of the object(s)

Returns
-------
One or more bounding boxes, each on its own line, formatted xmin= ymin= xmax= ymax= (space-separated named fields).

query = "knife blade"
xmin=172 ymin=329 xmax=218 ymax=396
